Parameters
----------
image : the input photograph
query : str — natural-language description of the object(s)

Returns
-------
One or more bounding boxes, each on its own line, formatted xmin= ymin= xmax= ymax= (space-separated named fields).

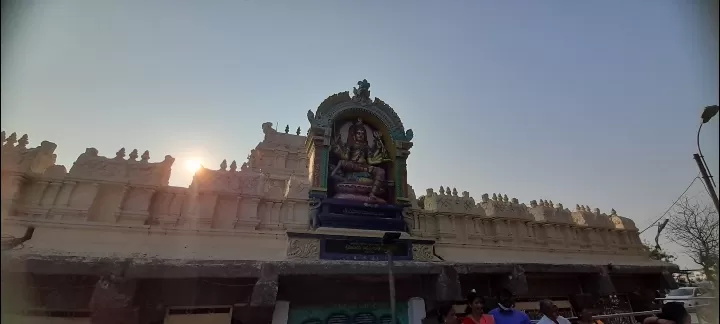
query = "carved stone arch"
xmin=314 ymin=94 xmax=406 ymax=141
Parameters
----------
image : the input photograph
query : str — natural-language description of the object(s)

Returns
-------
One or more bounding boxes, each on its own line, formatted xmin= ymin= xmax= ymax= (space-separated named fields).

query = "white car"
xmin=663 ymin=287 xmax=711 ymax=307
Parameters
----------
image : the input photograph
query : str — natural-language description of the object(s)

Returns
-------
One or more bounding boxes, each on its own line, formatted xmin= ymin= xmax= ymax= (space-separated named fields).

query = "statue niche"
xmin=329 ymin=118 xmax=392 ymax=203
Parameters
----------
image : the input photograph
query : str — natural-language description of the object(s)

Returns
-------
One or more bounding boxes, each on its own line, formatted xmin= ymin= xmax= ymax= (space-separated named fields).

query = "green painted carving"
xmin=395 ymin=158 xmax=406 ymax=199
xmin=288 ymin=302 xmax=408 ymax=324
xmin=390 ymin=129 xmax=414 ymax=142
xmin=320 ymin=147 xmax=329 ymax=188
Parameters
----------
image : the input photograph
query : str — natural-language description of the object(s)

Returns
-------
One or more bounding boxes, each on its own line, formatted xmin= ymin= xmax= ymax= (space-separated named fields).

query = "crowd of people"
xmin=424 ymin=289 xmax=691 ymax=324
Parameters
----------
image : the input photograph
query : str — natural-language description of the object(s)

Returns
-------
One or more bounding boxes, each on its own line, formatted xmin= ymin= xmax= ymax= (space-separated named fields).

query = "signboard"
xmin=320 ymin=237 xmax=411 ymax=261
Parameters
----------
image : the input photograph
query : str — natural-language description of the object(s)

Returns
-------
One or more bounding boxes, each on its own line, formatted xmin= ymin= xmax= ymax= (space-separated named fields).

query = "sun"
xmin=185 ymin=159 xmax=202 ymax=173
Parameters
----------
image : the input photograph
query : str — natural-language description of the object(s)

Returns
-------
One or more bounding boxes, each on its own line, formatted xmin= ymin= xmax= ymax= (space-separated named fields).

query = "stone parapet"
xmin=1 ymin=254 xmax=678 ymax=279
xmin=2 ymin=127 xmax=650 ymax=268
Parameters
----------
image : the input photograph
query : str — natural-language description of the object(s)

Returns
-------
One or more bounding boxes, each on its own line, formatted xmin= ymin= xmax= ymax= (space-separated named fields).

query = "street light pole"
xmin=696 ymin=105 xmax=720 ymax=212
xmin=387 ymin=248 xmax=396 ymax=324
xmin=694 ymin=153 xmax=720 ymax=212
xmin=383 ymin=232 xmax=401 ymax=324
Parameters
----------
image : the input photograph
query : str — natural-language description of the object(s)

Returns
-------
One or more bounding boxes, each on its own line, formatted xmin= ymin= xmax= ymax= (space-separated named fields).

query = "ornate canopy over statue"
xmin=305 ymin=80 xmax=414 ymax=231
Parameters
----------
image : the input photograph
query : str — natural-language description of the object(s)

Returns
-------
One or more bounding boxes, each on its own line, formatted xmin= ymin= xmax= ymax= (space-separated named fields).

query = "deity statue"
xmin=329 ymin=118 xmax=391 ymax=203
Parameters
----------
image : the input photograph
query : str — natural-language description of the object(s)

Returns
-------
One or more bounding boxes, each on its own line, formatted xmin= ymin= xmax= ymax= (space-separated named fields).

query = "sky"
xmin=2 ymin=1 xmax=718 ymax=269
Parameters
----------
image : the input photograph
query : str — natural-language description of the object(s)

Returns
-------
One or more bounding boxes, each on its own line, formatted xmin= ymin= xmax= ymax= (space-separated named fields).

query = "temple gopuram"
xmin=1 ymin=80 xmax=677 ymax=324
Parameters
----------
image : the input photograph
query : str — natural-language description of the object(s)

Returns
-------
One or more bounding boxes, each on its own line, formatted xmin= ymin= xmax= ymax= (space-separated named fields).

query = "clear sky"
xmin=2 ymin=1 xmax=718 ymax=268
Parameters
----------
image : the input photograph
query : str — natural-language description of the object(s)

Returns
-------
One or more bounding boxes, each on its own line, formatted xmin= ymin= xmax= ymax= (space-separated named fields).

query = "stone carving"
xmin=69 ymin=148 xmax=174 ymax=186
xmin=140 ymin=150 xmax=150 ymax=162
xmin=287 ymin=238 xmax=320 ymax=259
xmin=1 ymin=133 xmax=59 ymax=175
xmin=352 ymin=79 xmax=372 ymax=106
xmin=412 ymin=244 xmax=434 ymax=261
xmin=329 ymin=118 xmax=391 ymax=203
xmin=422 ymin=187 xmax=483 ymax=215
xmin=310 ymin=81 xmax=409 ymax=142
xmin=128 ymin=149 xmax=138 ymax=161
xmin=193 ymin=166 xmax=265 ymax=195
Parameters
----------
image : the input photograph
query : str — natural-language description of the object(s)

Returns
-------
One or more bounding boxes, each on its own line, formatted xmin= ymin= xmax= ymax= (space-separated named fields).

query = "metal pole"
xmin=387 ymin=249 xmax=396 ymax=324
xmin=694 ymin=154 xmax=720 ymax=212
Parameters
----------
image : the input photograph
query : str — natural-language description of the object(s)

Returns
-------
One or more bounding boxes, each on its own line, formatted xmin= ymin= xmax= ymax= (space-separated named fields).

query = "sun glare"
xmin=185 ymin=159 xmax=202 ymax=173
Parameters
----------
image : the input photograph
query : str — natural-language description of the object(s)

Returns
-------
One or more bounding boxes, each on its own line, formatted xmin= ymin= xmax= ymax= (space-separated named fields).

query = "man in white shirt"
xmin=536 ymin=300 xmax=572 ymax=324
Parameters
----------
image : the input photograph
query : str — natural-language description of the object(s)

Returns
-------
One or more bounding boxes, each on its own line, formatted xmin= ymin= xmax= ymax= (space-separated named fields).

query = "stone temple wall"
xmin=1 ymin=128 xmax=654 ymax=268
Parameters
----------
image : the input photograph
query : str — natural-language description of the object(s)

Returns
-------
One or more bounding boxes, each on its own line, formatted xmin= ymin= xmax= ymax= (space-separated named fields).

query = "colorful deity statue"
xmin=329 ymin=118 xmax=392 ymax=203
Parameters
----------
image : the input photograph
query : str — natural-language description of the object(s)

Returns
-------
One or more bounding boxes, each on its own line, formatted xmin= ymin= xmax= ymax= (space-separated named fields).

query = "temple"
xmin=1 ymin=80 xmax=676 ymax=324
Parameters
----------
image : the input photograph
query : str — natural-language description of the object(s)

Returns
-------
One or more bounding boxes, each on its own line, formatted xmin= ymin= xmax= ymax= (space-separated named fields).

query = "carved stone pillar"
xmin=29 ymin=180 xmax=49 ymax=207
xmin=286 ymin=201 xmax=296 ymax=223
xmin=435 ymin=266 xmax=461 ymax=303
xmin=55 ymin=181 xmax=76 ymax=207
xmin=237 ymin=197 xmax=261 ymax=228
xmin=249 ymin=264 xmax=279 ymax=324
xmin=41 ymin=182 xmax=62 ymax=207
xmin=90 ymin=275 xmax=138 ymax=324
xmin=306 ymin=126 xmax=330 ymax=199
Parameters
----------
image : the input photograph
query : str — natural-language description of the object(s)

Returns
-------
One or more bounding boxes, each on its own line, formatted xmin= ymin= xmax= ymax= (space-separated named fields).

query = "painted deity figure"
xmin=330 ymin=118 xmax=391 ymax=203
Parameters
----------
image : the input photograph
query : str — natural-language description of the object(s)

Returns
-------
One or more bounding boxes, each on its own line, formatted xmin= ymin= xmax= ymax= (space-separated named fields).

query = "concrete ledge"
xmin=2 ymin=254 xmax=679 ymax=278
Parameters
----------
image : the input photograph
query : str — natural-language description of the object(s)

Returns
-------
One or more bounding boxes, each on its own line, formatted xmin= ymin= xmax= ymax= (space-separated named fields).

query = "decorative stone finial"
xmin=492 ymin=193 xmax=498 ymax=201
xmin=352 ymin=79 xmax=372 ymax=105
xmin=285 ymin=125 xmax=290 ymax=134
xmin=141 ymin=150 xmax=150 ymax=162
xmin=610 ymin=208 xmax=617 ymax=216
xmin=452 ymin=188 xmax=458 ymax=197
xmin=575 ymin=204 xmax=581 ymax=211
xmin=296 ymin=127 xmax=301 ymax=135
xmin=115 ymin=148 xmax=126 ymax=160
xmin=585 ymin=205 xmax=591 ymax=212
xmin=530 ymin=200 xmax=538 ymax=207
xmin=129 ymin=149 xmax=139 ymax=161
xmin=462 ymin=191 xmax=470 ymax=198
xmin=594 ymin=208 xmax=601 ymax=215
xmin=241 ymin=162 xmax=248 ymax=171
xmin=439 ymin=186 xmax=445 ymax=195
xmin=229 ymin=160 xmax=237 ymax=171
xmin=503 ymin=194 xmax=509 ymax=202
xmin=549 ymin=200 xmax=554 ymax=207
xmin=220 ymin=159 xmax=228 ymax=171
xmin=511 ymin=198 xmax=519 ymax=204
xmin=557 ymin=203 xmax=564 ymax=210
xmin=481 ymin=193 xmax=489 ymax=203
xmin=17 ymin=134 xmax=29 ymax=149
xmin=4 ymin=132 xmax=17 ymax=147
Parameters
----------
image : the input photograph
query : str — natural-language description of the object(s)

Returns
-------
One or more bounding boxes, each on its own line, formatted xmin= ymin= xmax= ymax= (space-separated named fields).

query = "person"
xmin=576 ymin=307 xmax=603 ymax=324
xmin=643 ymin=302 xmax=690 ymax=324
xmin=424 ymin=303 xmax=459 ymax=324
xmin=463 ymin=289 xmax=495 ymax=324
xmin=536 ymin=300 xmax=571 ymax=324
xmin=489 ymin=289 xmax=531 ymax=324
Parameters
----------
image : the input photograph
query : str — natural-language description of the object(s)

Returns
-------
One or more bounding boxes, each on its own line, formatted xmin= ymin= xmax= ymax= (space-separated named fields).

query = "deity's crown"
xmin=353 ymin=118 xmax=365 ymax=126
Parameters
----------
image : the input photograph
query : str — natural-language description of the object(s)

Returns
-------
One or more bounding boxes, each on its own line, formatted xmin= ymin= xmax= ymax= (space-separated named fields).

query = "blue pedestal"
xmin=314 ymin=198 xmax=407 ymax=232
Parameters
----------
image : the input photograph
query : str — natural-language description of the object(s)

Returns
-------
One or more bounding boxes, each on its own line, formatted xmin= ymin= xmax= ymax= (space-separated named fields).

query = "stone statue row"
xmin=425 ymin=186 xmax=620 ymax=216
xmin=113 ymin=148 xmax=152 ymax=162
xmin=1 ymin=131 xmax=29 ymax=150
